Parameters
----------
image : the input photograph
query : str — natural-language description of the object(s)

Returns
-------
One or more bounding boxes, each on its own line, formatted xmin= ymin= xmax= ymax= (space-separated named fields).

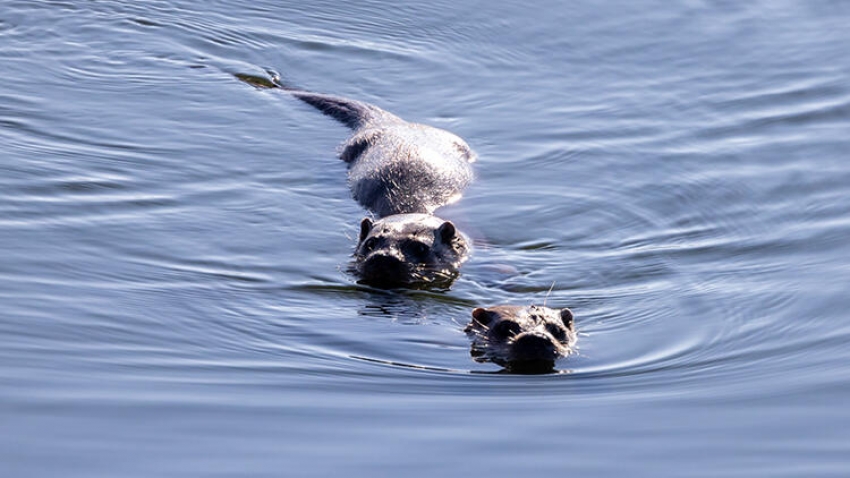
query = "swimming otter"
xmin=353 ymin=214 xmax=469 ymax=288
xmin=236 ymin=73 xmax=475 ymax=287
xmin=236 ymin=73 xmax=475 ymax=218
xmin=465 ymin=305 xmax=576 ymax=373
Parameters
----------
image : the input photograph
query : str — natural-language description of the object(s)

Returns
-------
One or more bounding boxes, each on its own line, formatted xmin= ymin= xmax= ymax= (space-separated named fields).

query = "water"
xmin=3 ymin=0 xmax=850 ymax=476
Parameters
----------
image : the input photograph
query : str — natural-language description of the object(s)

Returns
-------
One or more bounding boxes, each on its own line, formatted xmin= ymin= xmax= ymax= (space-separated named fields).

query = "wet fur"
xmin=353 ymin=214 xmax=469 ymax=288
xmin=465 ymin=305 xmax=576 ymax=373
xmin=238 ymin=73 xmax=475 ymax=218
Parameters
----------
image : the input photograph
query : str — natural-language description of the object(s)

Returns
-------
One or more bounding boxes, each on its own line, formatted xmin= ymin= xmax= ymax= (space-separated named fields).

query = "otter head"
xmin=352 ymin=213 xmax=469 ymax=289
xmin=465 ymin=305 xmax=576 ymax=373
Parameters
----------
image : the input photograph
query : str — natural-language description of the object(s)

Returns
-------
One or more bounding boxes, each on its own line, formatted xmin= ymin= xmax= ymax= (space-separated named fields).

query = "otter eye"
xmin=545 ymin=323 xmax=567 ymax=341
xmin=493 ymin=320 xmax=521 ymax=339
xmin=362 ymin=237 xmax=378 ymax=252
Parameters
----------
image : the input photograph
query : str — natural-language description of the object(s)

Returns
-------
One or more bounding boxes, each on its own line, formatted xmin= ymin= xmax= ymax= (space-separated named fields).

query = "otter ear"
xmin=472 ymin=307 xmax=494 ymax=326
xmin=560 ymin=308 xmax=574 ymax=329
xmin=436 ymin=221 xmax=456 ymax=244
xmin=359 ymin=218 xmax=373 ymax=243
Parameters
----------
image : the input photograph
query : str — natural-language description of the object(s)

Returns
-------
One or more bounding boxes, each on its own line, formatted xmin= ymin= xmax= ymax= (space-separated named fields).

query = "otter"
xmin=353 ymin=214 xmax=469 ymax=288
xmin=236 ymin=72 xmax=475 ymax=287
xmin=236 ymin=73 xmax=475 ymax=218
xmin=465 ymin=305 xmax=576 ymax=373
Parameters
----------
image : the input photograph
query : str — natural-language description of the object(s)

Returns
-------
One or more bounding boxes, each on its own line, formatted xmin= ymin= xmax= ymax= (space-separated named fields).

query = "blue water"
xmin=3 ymin=1 xmax=850 ymax=476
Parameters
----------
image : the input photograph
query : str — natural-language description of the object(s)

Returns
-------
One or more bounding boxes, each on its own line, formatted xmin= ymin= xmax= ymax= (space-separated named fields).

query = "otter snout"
xmin=511 ymin=332 xmax=559 ymax=362
xmin=359 ymin=253 xmax=410 ymax=285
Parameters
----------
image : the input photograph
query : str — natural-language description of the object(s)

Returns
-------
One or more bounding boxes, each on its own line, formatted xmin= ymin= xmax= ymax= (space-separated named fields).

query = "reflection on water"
xmin=3 ymin=0 xmax=850 ymax=476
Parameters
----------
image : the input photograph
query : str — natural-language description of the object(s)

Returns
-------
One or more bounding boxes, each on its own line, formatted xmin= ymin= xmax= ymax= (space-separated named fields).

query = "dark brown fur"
xmin=353 ymin=214 xmax=469 ymax=288
xmin=465 ymin=305 xmax=576 ymax=373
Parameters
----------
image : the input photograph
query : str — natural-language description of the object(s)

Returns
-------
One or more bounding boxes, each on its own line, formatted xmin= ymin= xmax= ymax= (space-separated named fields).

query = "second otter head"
xmin=352 ymin=213 xmax=470 ymax=289
xmin=465 ymin=305 xmax=576 ymax=373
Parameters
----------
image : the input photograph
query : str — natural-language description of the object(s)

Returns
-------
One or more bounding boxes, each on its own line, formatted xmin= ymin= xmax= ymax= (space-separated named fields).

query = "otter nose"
xmin=361 ymin=254 xmax=408 ymax=285
xmin=511 ymin=333 xmax=557 ymax=361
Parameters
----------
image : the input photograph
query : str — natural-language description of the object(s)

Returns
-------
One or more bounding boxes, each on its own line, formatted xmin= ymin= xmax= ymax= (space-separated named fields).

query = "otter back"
xmin=281 ymin=83 xmax=475 ymax=217
xmin=343 ymin=123 xmax=475 ymax=217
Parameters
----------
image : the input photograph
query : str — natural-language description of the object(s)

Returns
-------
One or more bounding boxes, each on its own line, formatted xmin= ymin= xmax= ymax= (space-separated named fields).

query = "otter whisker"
xmin=542 ymin=281 xmax=556 ymax=307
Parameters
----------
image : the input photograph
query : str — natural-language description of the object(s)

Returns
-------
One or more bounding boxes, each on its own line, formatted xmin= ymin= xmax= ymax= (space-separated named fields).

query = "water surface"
xmin=3 ymin=1 xmax=850 ymax=476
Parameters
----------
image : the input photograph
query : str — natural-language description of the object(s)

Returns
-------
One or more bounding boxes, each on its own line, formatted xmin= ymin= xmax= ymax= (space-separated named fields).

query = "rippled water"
xmin=3 ymin=1 xmax=850 ymax=476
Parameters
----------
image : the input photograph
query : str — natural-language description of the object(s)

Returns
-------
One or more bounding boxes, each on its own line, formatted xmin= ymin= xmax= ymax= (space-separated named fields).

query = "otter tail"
xmin=235 ymin=72 xmax=396 ymax=129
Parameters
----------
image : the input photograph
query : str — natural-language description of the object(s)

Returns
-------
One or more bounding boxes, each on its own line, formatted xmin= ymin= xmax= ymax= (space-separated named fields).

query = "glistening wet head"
xmin=465 ymin=305 xmax=576 ymax=373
